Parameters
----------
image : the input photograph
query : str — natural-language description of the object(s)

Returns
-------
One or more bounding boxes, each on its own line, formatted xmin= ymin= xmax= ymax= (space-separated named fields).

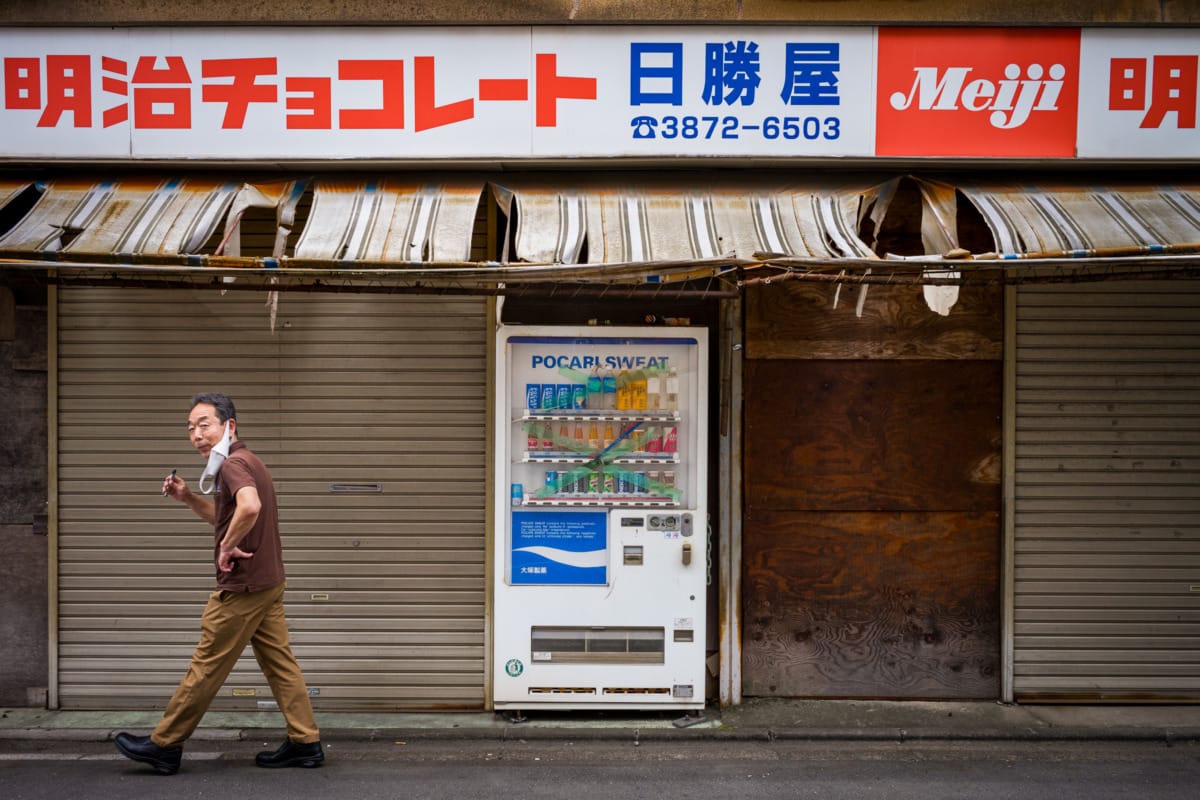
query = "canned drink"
xmin=545 ymin=470 xmax=559 ymax=493
xmin=617 ymin=471 xmax=632 ymax=494
xmin=526 ymin=383 xmax=543 ymax=451
xmin=571 ymin=383 xmax=586 ymax=410
xmin=647 ymin=470 xmax=660 ymax=494
xmin=635 ymin=471 xmax=648 ymax=493
xmin=662 ymin=470 xmax=676 ymax=489
xmin=556 ymin=384 xmax=572 ymax=412
xmin=587 ymin=470 xmax=601 ymax=494
xmin=540 ymin=385 xmax=557 ymax=448
xmin=510 ymin=483 xmax=523 ymax=506
xmin=602 ymin=471 xmax=616 ymax=495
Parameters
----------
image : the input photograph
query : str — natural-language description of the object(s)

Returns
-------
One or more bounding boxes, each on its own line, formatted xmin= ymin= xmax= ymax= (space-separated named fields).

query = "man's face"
xmin=187 ymin=403 xmax=230 ymax=458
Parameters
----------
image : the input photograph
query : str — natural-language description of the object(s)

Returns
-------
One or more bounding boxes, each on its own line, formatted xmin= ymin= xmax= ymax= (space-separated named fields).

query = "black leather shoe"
xmin=256 ymin=738 xmax=324 ymax=768
xmin=114 ymin=732 xmax=182 ymax=775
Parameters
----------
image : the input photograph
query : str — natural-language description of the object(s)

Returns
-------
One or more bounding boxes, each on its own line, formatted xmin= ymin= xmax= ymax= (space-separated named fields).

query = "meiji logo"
xmin=875 ymin=27 xmax=1080 ymax=158
xmin=889 ymin=62 xmax=1068 ymax=129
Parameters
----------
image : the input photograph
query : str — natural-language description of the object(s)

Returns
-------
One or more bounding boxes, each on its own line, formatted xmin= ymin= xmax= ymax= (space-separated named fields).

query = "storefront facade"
xmin=2 ymin=4 xmax=1198 ymax=710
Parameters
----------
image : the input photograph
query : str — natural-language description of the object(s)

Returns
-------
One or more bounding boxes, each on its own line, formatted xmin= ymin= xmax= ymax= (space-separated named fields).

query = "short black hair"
xmin=190 ymin=392 xmax=236 ymax=423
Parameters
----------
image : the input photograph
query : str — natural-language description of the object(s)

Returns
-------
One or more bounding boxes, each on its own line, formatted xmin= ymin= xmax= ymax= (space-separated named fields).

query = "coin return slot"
xmin=673 ymin=629 xmax=694 ymax=643
xmin=624 ymin=546 xmax=644 ymax=565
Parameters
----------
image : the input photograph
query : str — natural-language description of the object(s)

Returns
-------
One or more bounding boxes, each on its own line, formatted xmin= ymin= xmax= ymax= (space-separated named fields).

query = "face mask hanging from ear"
xmin=198 ymin=421 xmax=234 ymax=495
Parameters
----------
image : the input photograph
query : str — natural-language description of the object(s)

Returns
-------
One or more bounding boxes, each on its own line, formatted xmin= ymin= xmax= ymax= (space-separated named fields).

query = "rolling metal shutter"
xmin=1013 ymin=281 xmax=1200 ymax=701
xmin=56 ymin=286 xmax=488 ymax=710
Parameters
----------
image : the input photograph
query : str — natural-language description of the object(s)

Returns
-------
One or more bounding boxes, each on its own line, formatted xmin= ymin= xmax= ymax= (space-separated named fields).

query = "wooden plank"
xmin=745 ymin=359 xmax=1002 ymax=512
xmin=746 ymin=282 xmax=1003 ymax=361
xmin=741 ymin=509 xmax=1000 ymax=698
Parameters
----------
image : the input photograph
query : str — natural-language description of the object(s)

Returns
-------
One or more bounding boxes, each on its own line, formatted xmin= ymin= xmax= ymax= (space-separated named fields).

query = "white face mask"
xmin=198 ymin=421 xmax=233 ymax=495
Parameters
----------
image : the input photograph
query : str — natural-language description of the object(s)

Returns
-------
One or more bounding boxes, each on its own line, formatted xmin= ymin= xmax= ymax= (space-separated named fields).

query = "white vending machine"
xmin=493 ymin=326 xmax=708 ymax=711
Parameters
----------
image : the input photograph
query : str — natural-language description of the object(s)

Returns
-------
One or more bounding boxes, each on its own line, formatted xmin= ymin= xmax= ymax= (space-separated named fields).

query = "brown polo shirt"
xmin=212 ymin=441 xmax=286 ymax=592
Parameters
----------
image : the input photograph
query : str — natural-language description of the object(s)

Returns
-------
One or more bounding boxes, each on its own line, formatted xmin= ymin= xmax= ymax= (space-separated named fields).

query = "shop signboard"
xmin=0 ymin=26 xmax=1194 ymax=160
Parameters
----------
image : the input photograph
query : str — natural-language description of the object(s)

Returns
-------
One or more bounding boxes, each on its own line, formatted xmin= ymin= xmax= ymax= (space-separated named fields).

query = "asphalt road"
xmin=2 ymin=738 xmax=1198 ymax=799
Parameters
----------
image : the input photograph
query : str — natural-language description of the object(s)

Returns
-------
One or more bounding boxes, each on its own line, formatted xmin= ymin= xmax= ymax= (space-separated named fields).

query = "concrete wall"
xmin=1 ymin=0 xmax=1196 ymax=26
xmin=0 ymin=285 xmax=49 ymax=707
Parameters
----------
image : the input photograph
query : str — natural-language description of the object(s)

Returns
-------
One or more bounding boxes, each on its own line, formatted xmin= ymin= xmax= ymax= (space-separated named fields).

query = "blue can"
xmin=556 ymin=384 xmax=571 ymax=412
xmin=525 ymin=383 xmax=541 ymax=410
xmin=617 ymin=471 xmax=633 ymax=494
xmin=545 ymin=470 xmax=559 ymax=493
xmin=540 ymin=384 xmax=557 ymax=411
xmin=510 ymin=483 xmax=523 ymax=506
xmin=571 ymin=383 xmax=586 ymax=409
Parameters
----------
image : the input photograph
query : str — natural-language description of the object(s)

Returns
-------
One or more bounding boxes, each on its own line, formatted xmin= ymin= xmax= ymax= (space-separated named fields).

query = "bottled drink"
xmin=588 ymin=420 xmax=601 ymax=451
xmin=645 ymin=371 xmax=661 ymax=410
xmin=602 ymin=422 xmax=615 ymax=449
xmin=616 ymin=369 xmax=632 ymax=410
xmin=601 ymin=367 xmax=617 ymax=409
xmin=665 ymin=367 xmax=679 ymax=411
xmin=631 ymin=369 xmax=647 ymax=410
xmin=586 ymin=367 xmax=602 ymax=409
xmin=662 ymin=426 xmax=678 ymax=453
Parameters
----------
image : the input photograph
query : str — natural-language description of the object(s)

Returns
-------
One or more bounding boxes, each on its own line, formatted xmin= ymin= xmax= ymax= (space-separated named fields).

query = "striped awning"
xmin=490 ymin=175 xmax=894 ymax=265
xmin=916 ymin=178 xmax=1200 ymax=260
xmin=2 ymin=173 xmax=1199 ymax=296
xmin=293 ymin=178 xmax=483 ymax=263
xmin=0 ymin=177 xmax=303 ymax=259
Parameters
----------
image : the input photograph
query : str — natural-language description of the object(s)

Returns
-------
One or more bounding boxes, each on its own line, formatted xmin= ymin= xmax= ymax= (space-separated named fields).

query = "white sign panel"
xmin=0 ymin=26 xmax=874 ymax=160
xmin=531 ymin=27 xmax=875 ymax=157
xmin=1077 ymin=29 xmax=1200 ymax=158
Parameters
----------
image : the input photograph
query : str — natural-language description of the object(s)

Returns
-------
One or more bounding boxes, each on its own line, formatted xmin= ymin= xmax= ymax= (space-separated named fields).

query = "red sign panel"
xmin=876 ymin=27 xmax=1081 ymax=158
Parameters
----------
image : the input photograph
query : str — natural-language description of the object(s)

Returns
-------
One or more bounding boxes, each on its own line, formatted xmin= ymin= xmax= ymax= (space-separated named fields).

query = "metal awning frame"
xmin=4 ymin=249 xmax=1200 ymax=299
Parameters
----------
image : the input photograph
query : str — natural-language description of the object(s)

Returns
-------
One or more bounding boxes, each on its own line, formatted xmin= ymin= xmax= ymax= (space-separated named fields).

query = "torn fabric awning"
xmin=915 ymin=178 xmax=1200 ymax=261
xmin=489 ymin=174 xmax=895 ymax=268
xmin=1 ymin=174 xmax=1199 ymax=297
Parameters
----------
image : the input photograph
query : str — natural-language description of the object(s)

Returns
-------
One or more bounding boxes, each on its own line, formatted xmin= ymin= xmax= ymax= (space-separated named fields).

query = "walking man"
xmin=115 ymin=392 xmax=323 ymax=775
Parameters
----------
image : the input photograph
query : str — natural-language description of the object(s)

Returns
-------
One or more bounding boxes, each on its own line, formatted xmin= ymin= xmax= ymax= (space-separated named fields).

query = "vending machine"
xmin=493 ymin=325 xmax=708 ymax=711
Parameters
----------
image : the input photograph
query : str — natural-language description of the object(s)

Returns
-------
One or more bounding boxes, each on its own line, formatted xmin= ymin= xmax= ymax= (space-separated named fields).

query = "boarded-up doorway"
xmin=742 ymin=280 xmax=1003 ymax=698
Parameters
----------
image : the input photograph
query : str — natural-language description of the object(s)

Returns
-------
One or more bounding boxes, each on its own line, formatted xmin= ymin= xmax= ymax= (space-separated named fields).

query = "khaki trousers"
xmin=152 ymin=582 xmax=320 ymax=748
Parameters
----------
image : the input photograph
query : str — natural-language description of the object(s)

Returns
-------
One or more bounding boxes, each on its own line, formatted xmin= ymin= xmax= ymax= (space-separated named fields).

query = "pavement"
xmin=2 ymin=698 xmax=1198 ymax=744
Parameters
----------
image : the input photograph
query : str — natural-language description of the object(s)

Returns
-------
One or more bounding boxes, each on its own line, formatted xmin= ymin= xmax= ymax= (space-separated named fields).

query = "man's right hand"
xmin=163 ymin=472 xmax=187 ymax=501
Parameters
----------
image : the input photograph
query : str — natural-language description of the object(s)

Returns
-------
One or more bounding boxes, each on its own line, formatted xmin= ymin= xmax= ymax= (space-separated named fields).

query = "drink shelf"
xmin=519 ymin=410 xmax=680 ymax=423
xmin=521 ymin=496 xmax=681 ymax=508
xmin=522 ymin=452 xmax=681 ymax=464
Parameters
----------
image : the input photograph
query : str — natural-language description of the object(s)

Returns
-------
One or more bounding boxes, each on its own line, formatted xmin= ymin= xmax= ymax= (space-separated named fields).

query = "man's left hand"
xmin=218 ymin=546 xmax=254 ymax=573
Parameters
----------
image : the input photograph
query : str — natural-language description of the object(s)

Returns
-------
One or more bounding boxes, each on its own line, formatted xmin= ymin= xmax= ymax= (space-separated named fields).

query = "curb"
xmin=4 ymin=725 xmax=1199 ymax=744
